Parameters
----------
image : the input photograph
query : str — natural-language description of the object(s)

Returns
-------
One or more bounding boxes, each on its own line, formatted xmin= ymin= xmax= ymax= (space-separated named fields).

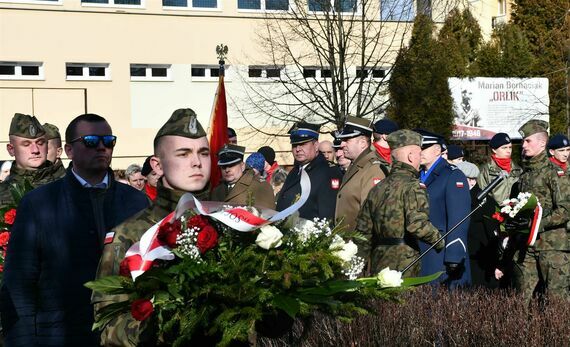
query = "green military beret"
xmin=9 ymin=113 xmax=46 ymax=139
xmin=43 ymin=123 xmax=61 ymax=140
xmin=387 ymin=129 xmax=423 ymax=150
xmin=155 ymin=108 xmax=206 ymax=141
xmin=518 ymin=119 xmax=549 ymax=138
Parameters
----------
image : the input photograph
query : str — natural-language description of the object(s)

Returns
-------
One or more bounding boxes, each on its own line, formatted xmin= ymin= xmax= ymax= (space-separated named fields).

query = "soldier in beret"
xmin=93 ymin=108 xmax=212 ymax=346
xmin=503 ymin=120 xmax=570 ymax=303
xmin=477 ymin=132 xmax=522 ymax=206
xmin=547 ymin=134 xmax=570 ymax=175
xmin=211 ymin=144 xmax=275 ymax=209
xmin=276 ymin=122 xmax=343 ymax=220
xmin=356 ymin=130 xmax=444 ymax=276
xmin=0 ymin=114 xmax=65 ymax=208
xmin=335 ymin=116 xmax=386 ymax=232
xmin=43 ymin=122 xmax=66 ymax=177
xmin=371 ymin=118 xmax=398 ymax=172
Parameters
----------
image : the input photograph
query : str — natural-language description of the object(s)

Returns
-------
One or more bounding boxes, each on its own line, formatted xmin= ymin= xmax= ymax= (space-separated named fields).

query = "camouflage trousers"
xmin=512 ymin=249 xmax=570 ymax=303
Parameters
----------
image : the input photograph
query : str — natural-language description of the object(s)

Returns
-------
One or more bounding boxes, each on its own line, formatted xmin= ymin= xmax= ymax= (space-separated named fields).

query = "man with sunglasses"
xmin=1 ymin=113 xmax=149 ymax=346
xmin=93 ymin=108 xmax=212 ymax=346
xmin=0 ymin=113 xmax=66 ymax=209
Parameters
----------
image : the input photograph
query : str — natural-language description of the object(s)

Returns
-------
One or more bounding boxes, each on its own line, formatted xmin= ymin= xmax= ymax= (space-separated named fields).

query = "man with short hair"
xmin=43 ymin=123 xmax=66 ymax=176
xmin=0 ymin=114 xmax=65 ymax=208
xmin=333 ymin=138 xmax=351 ymax=173
xmin=94 ymin=108 xmax=212 ymax=346
xmin=356 ymin=130 xmax=444 ymax=276
xmin=125 ymin=164 xmax=145 ymax=191
xmin=416 ymin=129 xmax=472 ymax=288
xmin=504 ymin=120 xmax=570 ymax=303
xmin=319 ymin=140 xmax=335 ymax=163
xmin=212 ymin=144 xmax=275 ymax=209
xmin=276 ymin=122 xmax=342 ymax=220
xmin=372 ymin=118 xmax=398 ymax=173
xmin=0 ymin=113 xmax=149 ymax=346
xmin=335 ymin=116 xmax=386 ymax=232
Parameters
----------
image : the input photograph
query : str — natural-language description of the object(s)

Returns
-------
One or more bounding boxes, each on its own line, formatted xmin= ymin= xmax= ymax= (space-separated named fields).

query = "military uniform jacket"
xmin=211 ymin=168 xmax=276 ymax=209
xmin=418 ymin=157 xmax=472 ymax=287
xmin=93 ymin=183 xmax=209 ymax=347
xmin=515 ymin=152 xmax=570 ymax=251
xmin=0 ymin=168 xmax=149 ymax=346
xmin=477 ymin=158 xmax=522 ymax=205
xmin=335 ymin=148 xmax=386 ymax=232
xmin=276 ymin=154 xmax=343 ymax=221
xmin=356 ymin=161 xmax=442 ymax=277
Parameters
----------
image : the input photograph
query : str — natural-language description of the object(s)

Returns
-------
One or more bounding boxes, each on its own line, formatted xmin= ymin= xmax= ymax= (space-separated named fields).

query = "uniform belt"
xmin=377 ymin=237 xmax=405 ymax=246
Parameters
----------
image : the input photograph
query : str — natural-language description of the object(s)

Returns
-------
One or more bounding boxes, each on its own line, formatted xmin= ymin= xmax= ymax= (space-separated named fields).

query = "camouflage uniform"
xmin=477 ymin=159 xmax=522 ymax=205
xmin=507 ymin=120 xmax=570 ymax=303
xmin=355 ymin=130 xmax=444 ymax=277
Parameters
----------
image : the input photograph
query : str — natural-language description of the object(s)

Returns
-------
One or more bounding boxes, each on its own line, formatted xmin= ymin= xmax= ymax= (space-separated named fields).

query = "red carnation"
xmin=189 ymin=215 xmax=209 ymax=229
xmin=0 ymin=264 xmax=4 ymax=273
xmin=492 ymin=212 xmax=505 ymax=223
xmin=196 ymin=225 xmax=218 ymax=254
xmin=0 ymin=231 xmax=9 ymax=248
xmin=119 ymin=258 xmax=131 ymax=277
xmin=3 ymin=209 xmax=16 ymax=225
xmin=157 ymin=220 xmax=182 ymax=248
xmin=131 ymin=298 xmax=154 ymax=321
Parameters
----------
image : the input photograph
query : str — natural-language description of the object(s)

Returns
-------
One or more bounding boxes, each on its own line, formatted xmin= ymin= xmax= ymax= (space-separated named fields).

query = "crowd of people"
xmin=0 ymin=109 xmax=568 ymax=346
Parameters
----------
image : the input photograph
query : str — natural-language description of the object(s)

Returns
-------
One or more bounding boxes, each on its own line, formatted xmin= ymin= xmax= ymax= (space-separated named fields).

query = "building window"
xmin=0 ymin=62 xmax=44 ymax=80
xmin=248 ymin=66 xmax=282 ymax=79
xmin=66 ymin=63 xmax=110 ymax=81
xmin=163 ymin=0 xmax=218 ymax=8
xmin=302 ymin=67 xmax=332 ymax=79
xmin=308 ymin=0 xmax=357 ymax=12
xmin=191 ymin=65 xmax=226 ymax=80
xmin=238 ymin=0 xmax=288 ymax=10
xmin=130 ymin=64 xmax=172 ymax=81
xmin=82 ymin=0 xmax=142 ymax=5
xmin=498 ymin=0 xmax=506 ymax=15
xmin=0 ymin=0 xmax=60 ymax=3
xmin=356 ymin=66 xmax=388 ymax=79
xmin=381 ymin=0 xmax=415 ymax=21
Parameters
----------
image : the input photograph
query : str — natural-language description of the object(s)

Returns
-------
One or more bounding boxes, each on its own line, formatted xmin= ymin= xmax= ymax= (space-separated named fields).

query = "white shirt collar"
xmin=72 ymin=168 xmax=109 ymax=189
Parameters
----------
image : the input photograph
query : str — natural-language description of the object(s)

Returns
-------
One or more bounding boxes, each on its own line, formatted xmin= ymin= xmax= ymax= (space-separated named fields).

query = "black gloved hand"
xmin=504 ymin=216 xmax=531 ymax=233
xmin=445 ymin=262 xmax=464 ymax=280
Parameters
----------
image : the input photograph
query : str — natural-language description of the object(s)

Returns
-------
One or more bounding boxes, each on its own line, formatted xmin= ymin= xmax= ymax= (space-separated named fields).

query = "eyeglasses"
xmin=70 ymin=135 xmax=117 ymax=149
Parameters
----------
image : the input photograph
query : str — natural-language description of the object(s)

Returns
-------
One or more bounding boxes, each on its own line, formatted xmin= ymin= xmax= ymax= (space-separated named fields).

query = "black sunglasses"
xmin=70 ymin=135 xmax=117 ymax=149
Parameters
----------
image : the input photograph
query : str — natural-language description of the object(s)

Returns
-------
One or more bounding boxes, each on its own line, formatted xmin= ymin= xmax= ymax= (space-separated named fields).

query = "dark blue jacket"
xmin=418 ymin=158 xmax=472 ymax=288
xmin=0 ymin=168 xmax=149 ymax=346
xmin=276 ymin=154 xmax=342 ymax=221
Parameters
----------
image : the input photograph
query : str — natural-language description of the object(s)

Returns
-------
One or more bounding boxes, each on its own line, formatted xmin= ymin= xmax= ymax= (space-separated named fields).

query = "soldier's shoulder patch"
xmin=450 ymin=165 xmax=458 ymax=171
xmin=104 ymin=231 xmax=115 ymax=244
xmin=371 ymin=159 xmax=382 ymax=165
xmin=557 ymin=170 xmax=565 ymax=177
xmin=372 ymin=177 xmax=382 ymax=186
xmin=331 ymin=178 xmax=340 ymax=190
xmin=455 ymin=181 xmax=464 ymax=188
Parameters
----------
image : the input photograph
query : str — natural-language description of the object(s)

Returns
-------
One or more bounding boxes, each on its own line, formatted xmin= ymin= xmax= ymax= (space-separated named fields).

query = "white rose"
xmin=255 ymin=225 xmax=283 ymax=250
xmin=333 ymin=240 xmax=358 ymax=263
xmin=329 ymin=235 xmax=345 ymax=250
xmin=376 ymin=267 xmax=403 ymax=288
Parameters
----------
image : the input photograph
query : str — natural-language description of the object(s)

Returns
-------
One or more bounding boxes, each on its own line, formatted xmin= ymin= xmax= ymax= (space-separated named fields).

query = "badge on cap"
xmin=331 ymin=178 xmax=340 ymax=189
xmin=188 ymin=116 xmax=197 ymax=135
xmin=456 ymin=182 xmax=464 ymax=188
xmin=29 ymin=124 xmax=37 ymax=137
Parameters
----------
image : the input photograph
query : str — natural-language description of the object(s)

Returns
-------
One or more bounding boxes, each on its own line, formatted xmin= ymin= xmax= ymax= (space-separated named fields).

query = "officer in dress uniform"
xmin=335 ymin=116 xmax=386 ymax=232
xmin=211 ymin=144 xmax=275 ymax=209
xmin=416 ymin=129 xmax=472 ymax=288
xmin=276 ymin=122 xmax=343 ymax=220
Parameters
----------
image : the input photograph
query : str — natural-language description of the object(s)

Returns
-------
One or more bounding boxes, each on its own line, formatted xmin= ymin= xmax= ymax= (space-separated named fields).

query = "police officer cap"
xmin=456 ymin=161 xmax=480 ymax=179
xmin=337 ymin=116 xmax=373 ymax=139
xmin=447 ymin=144 xmax=464 ymax=160
xmin=489 ymin=132 xmax=511 ymax=149
xmin=518 ymin=119 xmax=549 ymax=138
xmin=141 ymin=156 xmax=153 ymax=177
xmin=548 ymin=134 xmax=570 ymax=150
xmin=43 ymin=123 xmax=61 ymax=140
xmin=218 ymin=144 xmax=246 ymax=166
xmin=228 ymin=127 xmax=237 ymax=138
xmin=289 ymin=122 xmax=320 ymax=145
xmin=414 ymin=128 xmax=445 ymax=148
xmin=332 ymin=137 xmax=342 ymax=149
xmin=9 ymin=113 xmax=46 ymax=139
xmin=387 ymin=129 xmax=423 ymax=150
xmin=373 ymin=119 xmax=399 ymax=135
xmin=155 ymin=108 xmax=206 ymax=141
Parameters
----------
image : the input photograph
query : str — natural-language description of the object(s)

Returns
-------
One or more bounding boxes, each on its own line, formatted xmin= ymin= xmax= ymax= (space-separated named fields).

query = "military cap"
xmin=447 ymin=145 xmax=464 ymax=160
xmin=489 ymin=132 xmax=511 ymax=149
xmin=518 ymin=119 xmax=549 ymax=138
xmin=155 ymin=108 xmax=206 ymax=141
xmin=387 ymin=129 xmax=423 ymax=150
xmin=337 ymin=116 xmax=373 ymax=139
xmin=548 ymin=134 xmax=570 ymax=150
xmin=373 ymin=119 xmax=399 ymax=135
xmin=218 ymin=144 xmax=246 ymax=166
xmin=43 ymin=123 xmax=61 ymax=140
xmin=141 ymin=155 xmax=153 ymax=177
xmin=289 ymin=122 xmax=320 ymax=145
xmin=228 ymin=127 xmax=237 ymax=138
xmin=414 ymin=128 xmax=445 ymax=148
xmin=332 ymin=138 xmax=342 ymax=149
xmin=9 ymin=113 xmax=46 ymax=139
